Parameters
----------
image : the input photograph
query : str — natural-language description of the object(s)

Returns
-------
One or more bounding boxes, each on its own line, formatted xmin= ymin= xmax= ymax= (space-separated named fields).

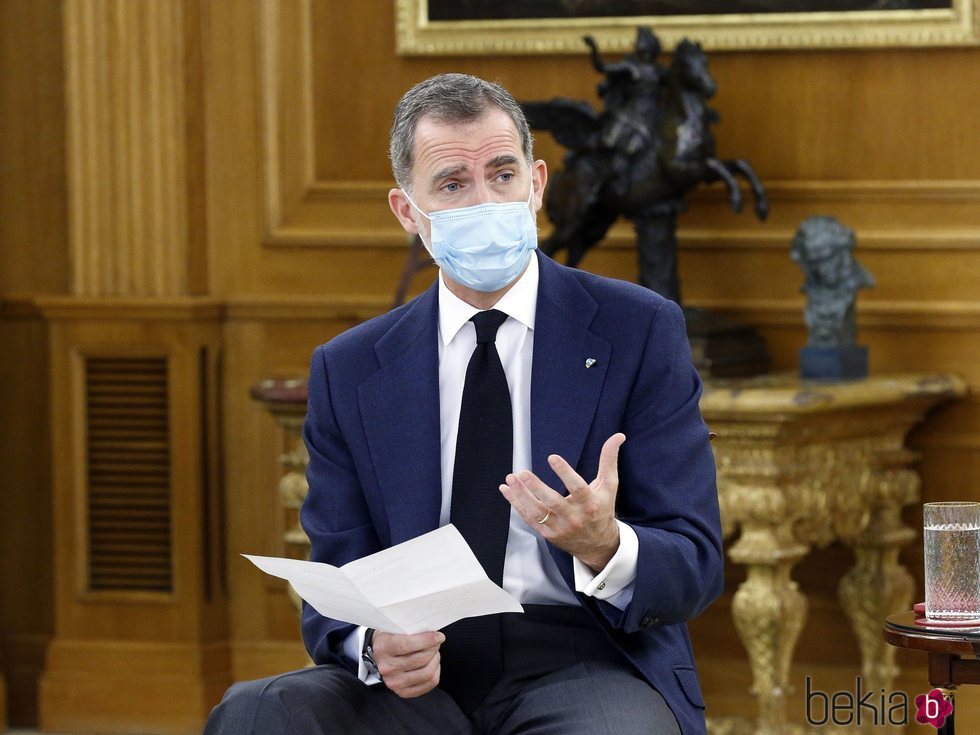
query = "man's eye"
xmin=443 ymin=182 xmax=460 ymax=193
xmin=496 ymin=173 xmax=514 ymax=183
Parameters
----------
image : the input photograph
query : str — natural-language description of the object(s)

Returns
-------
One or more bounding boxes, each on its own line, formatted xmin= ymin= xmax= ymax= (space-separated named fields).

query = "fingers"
xmin=546 ymin=454 xmax=590 ymax=494
xmin=381 ymin=653 xmax=441 ymax=699
xmin=375 ymin=630 xmax=443 ymax=657
xmin=540 ymin=432 xmax=626 ymax=498
xmin=499 ymin=472 xmax=554 ymax=524
xmin=372 ymin=630 xmax=444 ymax=698
xmin=499 ymin=432 xmax=627 ymax=533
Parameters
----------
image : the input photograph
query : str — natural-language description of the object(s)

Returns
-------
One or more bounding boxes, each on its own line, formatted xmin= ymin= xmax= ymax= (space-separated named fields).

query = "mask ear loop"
xmin=400 ymin=189 xmax=432 ymax=221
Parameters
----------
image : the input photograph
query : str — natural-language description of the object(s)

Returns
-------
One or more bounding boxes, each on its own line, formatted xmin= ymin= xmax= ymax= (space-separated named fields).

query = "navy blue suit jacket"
xmin=300 ymin=250 xmax=724 ymax=735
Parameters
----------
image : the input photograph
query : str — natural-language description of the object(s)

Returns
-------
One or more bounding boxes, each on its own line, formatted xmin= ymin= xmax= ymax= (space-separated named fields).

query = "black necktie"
xmin=440 ymin=309 xmax=513 ymax=714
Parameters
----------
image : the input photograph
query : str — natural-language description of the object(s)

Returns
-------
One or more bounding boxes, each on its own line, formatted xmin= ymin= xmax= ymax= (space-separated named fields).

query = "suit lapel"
xmin=356 ymin=254 xmax=612 ymax=586
xmin=531 ymin=252 xmax=611 ymax=583
xmin=357 ymin=282 xmax=443 ymax=545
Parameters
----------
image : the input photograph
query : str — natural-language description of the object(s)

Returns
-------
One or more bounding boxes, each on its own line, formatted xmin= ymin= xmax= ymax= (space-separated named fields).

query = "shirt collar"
xmin=437 ymin=252 xmax=539 ymax=347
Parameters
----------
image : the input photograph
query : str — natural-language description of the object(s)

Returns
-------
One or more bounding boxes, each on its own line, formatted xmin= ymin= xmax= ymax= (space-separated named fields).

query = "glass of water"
xmin=924 ymin=501 xmax=980 ymax=621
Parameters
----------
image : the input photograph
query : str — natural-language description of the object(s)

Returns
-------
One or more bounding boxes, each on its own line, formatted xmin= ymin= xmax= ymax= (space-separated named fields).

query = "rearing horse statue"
xmin=522 ymin=28 xmax=768 ymax=303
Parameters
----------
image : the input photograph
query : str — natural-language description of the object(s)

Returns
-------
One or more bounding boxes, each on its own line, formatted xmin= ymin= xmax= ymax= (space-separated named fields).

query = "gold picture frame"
xmin=395 ymin=0 xmax=980 ymax=54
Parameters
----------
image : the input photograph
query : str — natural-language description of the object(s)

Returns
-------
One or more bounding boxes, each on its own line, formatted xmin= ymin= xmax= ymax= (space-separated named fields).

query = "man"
xmin=206 ymin=73 xmax=722 ymax=735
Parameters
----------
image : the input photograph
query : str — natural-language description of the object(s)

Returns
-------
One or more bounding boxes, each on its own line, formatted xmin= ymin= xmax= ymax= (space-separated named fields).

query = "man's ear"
xmin=388 ymin=188 xmax=419 ymax=234
xmin=531 ymin=160 xmax=548 ymax=212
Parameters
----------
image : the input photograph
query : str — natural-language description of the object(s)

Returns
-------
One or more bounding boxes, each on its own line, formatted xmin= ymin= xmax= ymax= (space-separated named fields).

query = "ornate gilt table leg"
xmin=251 ymin=379 xmax=312 ymax=616
xmin=278 ymin=417 xmax=312 ymax=613
xmin=838 ymin=441 xmax=920 ymax=729
xmin=727 ymin=485 xmax=810 ymax=735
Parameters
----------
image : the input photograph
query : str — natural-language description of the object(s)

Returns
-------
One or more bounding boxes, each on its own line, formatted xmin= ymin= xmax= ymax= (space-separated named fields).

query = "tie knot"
xmin=470 ymin=309 xmax=508 ymax=344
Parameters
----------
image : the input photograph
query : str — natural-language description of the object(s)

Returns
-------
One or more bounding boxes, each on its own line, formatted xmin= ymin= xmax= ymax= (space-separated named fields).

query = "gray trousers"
xmin=205 ymin=607 xmax=682 ymax=735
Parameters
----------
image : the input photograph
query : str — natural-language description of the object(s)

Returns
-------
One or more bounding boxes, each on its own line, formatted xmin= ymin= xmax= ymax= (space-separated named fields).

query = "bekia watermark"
xmin=806 ymin=677 xmax=953 ymax=728
xmin=915 ymin=689 xmax=954 ymax=729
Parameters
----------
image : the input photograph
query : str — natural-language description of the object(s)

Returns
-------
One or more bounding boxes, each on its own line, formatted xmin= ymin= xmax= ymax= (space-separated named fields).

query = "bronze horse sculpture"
xmin=522 ymin=28 xmax=768 ymax=303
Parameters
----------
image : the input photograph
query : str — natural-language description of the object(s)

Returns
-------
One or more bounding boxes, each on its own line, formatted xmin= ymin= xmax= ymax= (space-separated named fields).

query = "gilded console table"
xmin=253 ymin=372 xmax=965 ymax=733
xmin=701 ymin=373 xmax=965 ymax=735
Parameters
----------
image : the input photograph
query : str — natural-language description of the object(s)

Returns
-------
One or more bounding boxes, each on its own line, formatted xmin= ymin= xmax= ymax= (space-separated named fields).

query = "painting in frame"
xmin=395 ymin=0 xmax=980 ymax=54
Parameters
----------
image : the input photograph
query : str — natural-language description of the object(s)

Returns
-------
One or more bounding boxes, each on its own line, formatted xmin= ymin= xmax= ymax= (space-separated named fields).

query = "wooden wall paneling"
xmin=0 ymin=307 xmax=52 ymax=727
xmin=63 ymin=0 xmax=206 ymax=297
xmin=1 ymin=1 xmax=68 ymax=726
xmin=0 ymin=0 xmax=70 ymax=296
xmin=201 ymin=0 xmax=264 ymax=300
xmin=37 ymin=301 xmax=230 ymax=735
xmin=204 ymin=0 xmax=591 ymax=298
xmin=181 ymin=0 xmax=209 ymax=296
xmin=708 ymin=48 xmax=980 ymax=181
xmin=220 ymin=319 xmax=294 ymax=676
xmin=208 ymin=0 xmax=980 ymax=303
xmin=199 ymin=0 xmax=980 ymax=727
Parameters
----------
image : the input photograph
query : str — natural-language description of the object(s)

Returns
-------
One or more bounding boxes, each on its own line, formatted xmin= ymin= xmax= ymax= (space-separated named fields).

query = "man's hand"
xmin=371 ymin=630 xmax=444 ymax=698
xmin=499 ymin=432 xmax=626 ymax=572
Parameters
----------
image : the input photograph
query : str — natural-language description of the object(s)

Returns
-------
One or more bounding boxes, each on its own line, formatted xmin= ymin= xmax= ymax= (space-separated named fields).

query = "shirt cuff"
xmin=341 ymin=625 xmax=383 ymax=686
xmin=573 ymin=520 xmax=638 ymax=604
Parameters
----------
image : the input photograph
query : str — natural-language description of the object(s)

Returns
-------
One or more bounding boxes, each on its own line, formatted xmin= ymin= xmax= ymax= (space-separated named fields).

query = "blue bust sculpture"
xmin=791 ymin=216 xmax=875 ymax=379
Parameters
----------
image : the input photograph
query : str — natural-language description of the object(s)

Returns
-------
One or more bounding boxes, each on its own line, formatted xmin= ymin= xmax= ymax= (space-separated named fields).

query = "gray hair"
xmin=389 ymin=73 xmax=534 ymax=191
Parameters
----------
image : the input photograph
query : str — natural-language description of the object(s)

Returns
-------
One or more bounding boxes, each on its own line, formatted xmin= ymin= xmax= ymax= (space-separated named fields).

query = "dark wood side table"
xmin=883 ymin=611 xmax=980 ymax=734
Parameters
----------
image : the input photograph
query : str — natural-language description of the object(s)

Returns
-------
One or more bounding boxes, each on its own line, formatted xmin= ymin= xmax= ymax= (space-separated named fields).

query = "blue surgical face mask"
xmin=402 ymin=184 xmax=538 ymax=292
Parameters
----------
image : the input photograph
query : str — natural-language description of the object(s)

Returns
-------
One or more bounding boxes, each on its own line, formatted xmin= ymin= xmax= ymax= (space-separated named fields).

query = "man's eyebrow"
xmin=430 ymin=163 xmax=468 ymax=184
xmin=488 ymin=154 xmax=520 ymax=168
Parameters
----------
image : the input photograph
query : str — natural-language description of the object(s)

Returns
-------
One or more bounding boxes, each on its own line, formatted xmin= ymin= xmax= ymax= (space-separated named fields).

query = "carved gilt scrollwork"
xmin=704 ymin=374 xmax=965 ymax=735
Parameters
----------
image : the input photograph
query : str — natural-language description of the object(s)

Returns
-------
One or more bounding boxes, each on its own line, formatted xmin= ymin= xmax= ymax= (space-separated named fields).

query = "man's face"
xmin=388 ymin=108 xmax=547 ymax=248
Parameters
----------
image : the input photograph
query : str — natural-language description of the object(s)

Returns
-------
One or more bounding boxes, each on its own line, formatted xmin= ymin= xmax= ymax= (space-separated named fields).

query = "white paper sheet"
xmin=244 ymin=524 xmax=523 ymax=634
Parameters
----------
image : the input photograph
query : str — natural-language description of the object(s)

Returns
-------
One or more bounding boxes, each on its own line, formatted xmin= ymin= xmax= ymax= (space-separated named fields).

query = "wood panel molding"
xmin=3 ymin=633 xmax=51 ymax=726
xmin=224 ymin=295 xmax=391 ymax=322
xmin=40 ymin=640 xmax=230 ymax=734
xmin=0 ymin=295 xmax=44 ymax=319
xmin=252 ymin=0 xmax=980 ymax=249
xmin=64 ymin=0 xmax=205 ymax=297
xmin=39 ymin=310 xmax=230 ymax=732
xmin=693 ymin=298 xmax=980 ymax=330
xmin=256 ymin=0 xmax=411 ymax=249
xmin=259 ymin=178 xmax=980 ymax=249
xmin=34 ymin=296 xmax=223 ymax=322
xmin=14 ymin=290 xmax=980 ymax=330
xmin=267 ymin=3 xmax=980 ymax=248
xmin=257 ymin=0 xmax=324 ymax=246
xmin=257 ymin=38 xmax=980 ymax=255
xmin=677 ymin=229 xmax=980 ymax=252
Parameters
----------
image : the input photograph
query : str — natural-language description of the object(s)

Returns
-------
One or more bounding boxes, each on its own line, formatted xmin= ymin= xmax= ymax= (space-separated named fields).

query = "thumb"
xmin=597 ymin=432 xmax=626 ymax=484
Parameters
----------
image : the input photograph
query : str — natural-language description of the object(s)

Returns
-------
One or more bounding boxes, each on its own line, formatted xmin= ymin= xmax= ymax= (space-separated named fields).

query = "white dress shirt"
xmin=345 ymin=253 xmax=638 ymax=681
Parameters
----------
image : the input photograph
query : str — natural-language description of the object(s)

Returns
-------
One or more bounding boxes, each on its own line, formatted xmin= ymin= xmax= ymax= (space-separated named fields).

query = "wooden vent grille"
xmin=85 ymin=356 xmax=173 ymax=592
